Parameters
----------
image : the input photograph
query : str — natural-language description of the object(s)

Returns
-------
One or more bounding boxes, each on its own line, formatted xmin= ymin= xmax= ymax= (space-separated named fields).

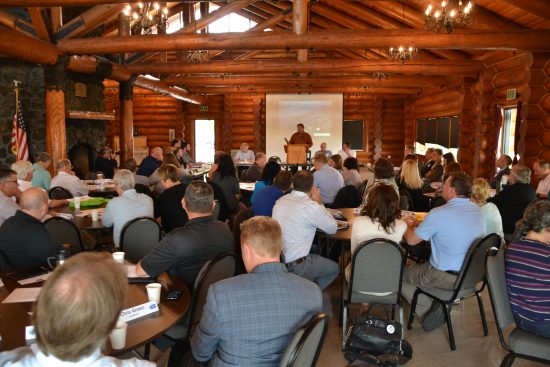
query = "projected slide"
xmin=266 ymin=94 xmax=343 ymax=160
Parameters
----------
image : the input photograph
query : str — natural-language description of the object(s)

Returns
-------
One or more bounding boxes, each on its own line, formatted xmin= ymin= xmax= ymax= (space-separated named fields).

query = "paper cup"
xmin=74 ymin=198 xmax=81 ymax=210
xmin=146 ymin=283 xmax=162 ymax=304
xmin=112 ymin=252 xmax=125 ymax=264
xmin=91 ymin=210 xmax=99 ymax=222
xmin=109 ymin=322 xmax=127 ymax=350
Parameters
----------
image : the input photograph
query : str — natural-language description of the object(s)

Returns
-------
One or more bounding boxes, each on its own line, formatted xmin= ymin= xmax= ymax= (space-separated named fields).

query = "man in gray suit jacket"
xmin=190 ymin=216 xmax=322 ymax=367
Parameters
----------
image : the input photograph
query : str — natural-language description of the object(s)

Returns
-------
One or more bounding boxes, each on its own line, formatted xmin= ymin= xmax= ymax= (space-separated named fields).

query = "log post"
xmin=119 ymin=79 xmax=135 ymax=163
xmin=45 ymin=58 xmax=68 ymax=173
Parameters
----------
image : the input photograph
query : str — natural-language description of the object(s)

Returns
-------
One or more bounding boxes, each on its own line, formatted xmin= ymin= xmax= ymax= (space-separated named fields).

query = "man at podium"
xmin=288 ymin=123 xmax=313 ymax=149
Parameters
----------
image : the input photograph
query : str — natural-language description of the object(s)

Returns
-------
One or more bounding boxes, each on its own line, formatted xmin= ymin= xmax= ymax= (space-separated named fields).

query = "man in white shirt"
xmin=312 ymin=152 xmax=344 ymax=205
xmin=533 ymin=159 xmax=550 ymax=198
xmin=102 ymin=169 xmax=154 ymax=248
xmin=234 ymin=143 xmax=255 ymax=162
xmin=337 ymin=142 xmax=356 ymax=160
xmin=0 ymin=169 xmax=19 ymax=227
xmin=314 ymin=142 xmax=333 ymax=158
xmin=11 ymin=160 xmax=34 ymax=192
xmin=50 ymin=159 xmax=89 ymax=197
xmin=0 ymin=252 xmax=153 ymax=367
xmin=272 ymin=171 xmax=339 ymax=290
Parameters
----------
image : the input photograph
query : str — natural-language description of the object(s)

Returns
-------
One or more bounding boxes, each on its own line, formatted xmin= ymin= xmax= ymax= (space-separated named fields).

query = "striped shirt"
xmin=505 ymin=239 xmax=550 ymax=325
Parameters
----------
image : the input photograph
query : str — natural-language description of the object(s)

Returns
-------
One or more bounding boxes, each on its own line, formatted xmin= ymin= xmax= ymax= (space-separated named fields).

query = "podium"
xmin=284 ymin=144 xmax=308 ymax=164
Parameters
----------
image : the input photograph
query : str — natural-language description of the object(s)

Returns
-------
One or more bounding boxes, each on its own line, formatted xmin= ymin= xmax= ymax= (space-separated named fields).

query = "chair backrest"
xmin=269 ymin=156 xmax=282 ymax=164
xmin=332 ymin=185 xmax=362 ymax=209
xmin=399 ymin=190 xmax=414 ymax=211
xmin=119 ymin=216 xmax=163 ymax=263
xmin=349 ymin=239 xmax=406 ymax=304
xmin=430 ymin=195 xmax=446 ymax=209
xmin=399 ymin=194 xmax=409 ymax=210
xmin=49 ymin=186 xmax=73 ymax=200
xmin=134 ymin=183 xmax=154 ymax=200
xmin=212 ymin=200 xmax=221 ymax=221
xmin=485 ymin=248 xmax=515 ymax=348
xmin=232 ymin=206 xmax=253 ymax=246
xmin=453 ymin=233 xmax=502 ymax=294
xmin=357 ymin=179 xmax=369 ymax=200
xmin=44 ymin=217 xmax=84 ymax=252
xmin=187 ymin=253 xmax=236 ymax=338
xmin=279 ymin=313 xmax=328 ymax=367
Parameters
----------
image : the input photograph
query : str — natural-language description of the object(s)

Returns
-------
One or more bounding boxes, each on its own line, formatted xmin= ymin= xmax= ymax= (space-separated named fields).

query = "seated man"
xmin=234 ymin=142 xmax=255 ymax=162
xmin=50 ymin=159 xmax=89 ymax=197
xmin=122 ymin=157 xmax=150 ymax=187
xmin=337 ymin=142 xmax=356 ymax=160
xmin=252 ymin=170 xmax=292 ymax=217
xmin=242 ymin=152 xmax=266 ymax=182
xmin=102 ymin=169 xmax=154 ymax=248
xmin=11 ymin=160 xmax=34 ymax=192
xmin=490 ymin=154 xmax=512 ymax=189
xmin=312 ymin=151 xmax=344 ymax=205
xmin=180 ymin=142 xmax=195 ymax=168
xmin=95 ymin=147 xmax=118 ymax=179
xmin=0 ymin=169 xmax=20 ymax=227
xmin=0 ymin=188 xmax=61 ymax=268
xmin=190 ymin=216 xmax=322 ymax=366
xmin=0 ymin=252 xmax=154 ymax=366
xmin=272 ymin=171 xmax=339 ymax=290
xmin=155 ymin=164 xmax=188 ymax=233
xmin=315 ymin=142 xmax=332 ymax=159
xmin=137 ymin=147 xmax=163 ymax=177
xmin=31 ymin=152 xmax=52 ymax=190
xmin=402 ymin=172 xmax=486 ymax=331
xmin=423 ymin=148 xmax=444 ymax=183
xmin=533 ymin=159 xmax=550 ymax=198
xmin=136 ymin=181 xmax=234 ymax=290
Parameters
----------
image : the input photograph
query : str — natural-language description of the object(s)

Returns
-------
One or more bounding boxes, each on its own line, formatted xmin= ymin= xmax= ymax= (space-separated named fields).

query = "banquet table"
xmin=0 ymin=271 xmax=190 ymax=357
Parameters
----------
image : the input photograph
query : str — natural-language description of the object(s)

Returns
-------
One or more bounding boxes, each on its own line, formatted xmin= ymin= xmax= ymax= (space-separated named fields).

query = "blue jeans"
xmin=287 ymin=254 xmax=339 ymax=290
xmin=515 ymin=316 xmax=550 ymax=338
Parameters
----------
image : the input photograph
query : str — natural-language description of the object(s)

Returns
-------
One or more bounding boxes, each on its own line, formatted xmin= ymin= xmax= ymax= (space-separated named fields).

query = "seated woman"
xmin=346 ymin=184 xmax=407 ymax=281
xmin=250 ymin=161 xmax=281 ymax=204
xmin=398 ymin=159 xmax=429 ymax=212
xmin=471 ymin=178 xmax=503 ymax=238
xmin=149 ymin=153 xmax=190 ymax=197
xmin=328 ymin=154 xmax=344 ymax=173
xmin=210 ymin=154 xmax=241 ymax=214
xmin=505 ymin=200 xmax=550 ymax=338
xmin=363 ymin=157 xmax=398 ymax=204
xmin=342 ymin=157 xmax=361 ymax=189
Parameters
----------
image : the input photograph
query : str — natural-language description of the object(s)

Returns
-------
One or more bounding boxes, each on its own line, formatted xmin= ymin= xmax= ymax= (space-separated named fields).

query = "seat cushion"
xmin=509 ymin=327 xmax=550 ymax=360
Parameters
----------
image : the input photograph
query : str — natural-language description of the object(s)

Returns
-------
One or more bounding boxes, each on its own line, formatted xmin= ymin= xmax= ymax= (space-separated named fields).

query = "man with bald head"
xmin=0 ymin=187 xmax=61 ymax=268
xmin=137 ymin=146 xmax=163 ymax=177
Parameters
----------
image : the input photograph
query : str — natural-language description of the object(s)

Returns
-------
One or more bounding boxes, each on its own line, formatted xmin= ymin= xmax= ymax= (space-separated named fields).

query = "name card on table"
xmin=119 ymin=301 xmax=159 ymax=324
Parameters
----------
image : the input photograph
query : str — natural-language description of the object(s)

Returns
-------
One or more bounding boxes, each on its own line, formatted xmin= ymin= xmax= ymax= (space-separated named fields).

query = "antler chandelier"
xmin=122 ymin=2 xmax=168 ymax=35
xmin=388 ymin=47 xmax=418 ymax=63
xmin=425 ymin=0 xmax=473 ymax=33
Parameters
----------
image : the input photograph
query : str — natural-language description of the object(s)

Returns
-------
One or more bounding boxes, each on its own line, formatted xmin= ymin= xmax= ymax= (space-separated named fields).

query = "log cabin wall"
xmin=343 ymin=94 xmax=375 ymax=164
xmin=381 ymin=97 xmax=406 ymax=167
xmin=222 ymin=94 xmax=264 ymax=153
xmin=524 ymin=53 xmax=550 ymax=186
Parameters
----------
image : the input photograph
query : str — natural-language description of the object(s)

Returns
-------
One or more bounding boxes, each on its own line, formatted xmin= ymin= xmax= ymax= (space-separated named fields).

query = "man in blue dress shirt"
xmin=312 ymin=152 xmax=344 ymax=205
xmin=190 ymin=216 xmax=322 ymax=367
xmin=136 ymin=147 xmax=163 ymax=177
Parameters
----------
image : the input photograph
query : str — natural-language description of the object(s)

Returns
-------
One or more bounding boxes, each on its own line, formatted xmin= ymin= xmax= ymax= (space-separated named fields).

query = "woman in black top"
xmin=398 ymin=159 xmax=429 ymax=212
xmin=210 ymin=154 xmax=241 ymax=214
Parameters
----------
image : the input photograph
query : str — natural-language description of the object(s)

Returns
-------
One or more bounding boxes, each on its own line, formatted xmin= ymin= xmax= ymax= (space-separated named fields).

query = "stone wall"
xmin=0 ymin=60 xmax=46 ymax=168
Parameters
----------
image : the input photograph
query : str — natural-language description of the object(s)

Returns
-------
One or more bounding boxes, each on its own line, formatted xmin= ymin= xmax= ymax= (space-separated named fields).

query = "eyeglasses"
xmin=3 ymin=180 xmax=19 ymax=185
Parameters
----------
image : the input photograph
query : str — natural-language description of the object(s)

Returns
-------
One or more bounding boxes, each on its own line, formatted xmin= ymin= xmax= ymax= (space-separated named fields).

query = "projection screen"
xmin=265 ymin=94 xmax=343 ymax=160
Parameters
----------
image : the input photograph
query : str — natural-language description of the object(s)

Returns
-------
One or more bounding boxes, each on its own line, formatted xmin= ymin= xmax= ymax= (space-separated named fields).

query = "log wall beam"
xmin=57 ymin=29 xmax=550 ymax=55
xmin=187 ymin=86 xmax=420 ymax=94
xmin=27 ymin=7 xmax=51 ymax=41
xmin=128 ymin=59 xmax=483 ymax=76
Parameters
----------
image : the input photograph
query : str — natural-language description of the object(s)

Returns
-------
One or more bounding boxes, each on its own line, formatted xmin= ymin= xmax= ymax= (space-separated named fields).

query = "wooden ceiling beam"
xmin=293 ymin=0 xmax=308 ymax=62
xmin=27 ymin=7 xmax=51 ymax=41
xmin=55 ymin=4 xmax=124 ymax=40
xmin=58 ymin=29 xmax=550 ymax=55
xmin=129 ymin=59 xmax=483 ymax=76
xmin=500 ymin=0 xmax=550 ymax=20
xmin=0 ymin=0 xmax=129 ymax=5
xmin=0 ymin=25 xmax=58 ymax=64
xmin=187 ymin=85 xmax=421 ymax=94
xmin=0 ymin=10 xmax=36 ymax=38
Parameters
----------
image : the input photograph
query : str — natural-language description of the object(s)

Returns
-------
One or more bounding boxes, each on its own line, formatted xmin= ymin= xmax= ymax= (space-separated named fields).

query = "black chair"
xmin=485 ymin=248 xmax=550 ymax=367
xmin=231 ymin=206 xmax=253 ymax=275
xmin=269 ymin=156 xmax=282 ymax=164
xmin=119 ymin=217 xmax=163 ymax=263
xmin=332 ymin=185 xmax=361 ymax=208
xmin=279 ymin=313 xmax=328 ymax=367
xmin=342 ymin=239 xmax=406 ymax=350
xmin=44 ymin=216 xmax=84 ymax=253
xmin=49 ymin=186 xmax=73 ymax=200
xmin=430 ymin=195 xmax=446 ymax=209
xmin=135 ymin=183 xmax=154 ymax=200
xmin=407 ymin=233 xmax=502 ymax=350
xmin=357 ymin=178 xmax=369 ymax=200
xmin=399 ymin=190 xmax=414 ymax=211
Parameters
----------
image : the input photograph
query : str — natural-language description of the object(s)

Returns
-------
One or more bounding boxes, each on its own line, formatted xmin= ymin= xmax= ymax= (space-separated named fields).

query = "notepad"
xmin=2 ymin=287 xmax=42 ymax=304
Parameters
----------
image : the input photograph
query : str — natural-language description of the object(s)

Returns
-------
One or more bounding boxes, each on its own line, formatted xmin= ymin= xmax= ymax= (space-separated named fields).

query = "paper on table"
xmin=67 ymin=195 xmax=93 ymax=202
xmin=18 ymin=272 xmax=51 ymax=285
xmin=126 ymin=264 xmax=138 ymax=278
xmin=2 ymin=287 xmax=42 ymax=304
xmin=75 ymin=208 xmax=105 ymax=218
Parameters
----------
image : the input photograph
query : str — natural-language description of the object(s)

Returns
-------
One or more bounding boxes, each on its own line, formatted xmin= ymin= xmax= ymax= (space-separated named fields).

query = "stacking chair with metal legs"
xmin=341 ymin=238 xmax=406 ymax=350
xmin=119 ymin=216 xmax=163 ymax=263
xmin=485 ymin=248 xmax=550 ymax=366
xmin=279 ymin=313 xmax=328 ymax=367
xmin=44 ymin=216 xmax=85 ymax=253
xmin=407 ymin=233 xmax=502 ymax=351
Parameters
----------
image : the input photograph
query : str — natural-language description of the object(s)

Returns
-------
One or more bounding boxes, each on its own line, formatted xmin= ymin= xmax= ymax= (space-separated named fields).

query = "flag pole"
xmin=13 ymin=80 xmax=21 ymax=161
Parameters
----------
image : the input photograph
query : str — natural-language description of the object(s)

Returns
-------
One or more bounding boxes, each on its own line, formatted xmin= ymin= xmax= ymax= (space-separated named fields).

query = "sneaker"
xmin=422 ymin=302 xmax=446 ymax=331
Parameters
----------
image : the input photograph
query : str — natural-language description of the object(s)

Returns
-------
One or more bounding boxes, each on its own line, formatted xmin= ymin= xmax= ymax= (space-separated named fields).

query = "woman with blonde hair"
xmin=149 ymin=153 xmax=190 ymax=196
xmin=471 ymin=178 xmax=503 ymax=238
xmin=398 ymin=159 xmax=428 ymax=212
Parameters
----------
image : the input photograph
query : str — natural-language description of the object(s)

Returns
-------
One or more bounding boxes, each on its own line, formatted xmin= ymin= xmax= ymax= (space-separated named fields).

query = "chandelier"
xmin=122 ymin=2 xmax=168 ymax=35
xmin=388 ymin=47 xmax=418 ymax=63
xmin=425 ymin=1 xmax=473 ymax=33
xmin=367 ymin=72 xmax=389 ymax=80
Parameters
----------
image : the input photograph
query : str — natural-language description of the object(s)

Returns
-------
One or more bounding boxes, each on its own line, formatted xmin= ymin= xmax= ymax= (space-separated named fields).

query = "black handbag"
xmin=345 ymin=304 xmax=412 ymax=366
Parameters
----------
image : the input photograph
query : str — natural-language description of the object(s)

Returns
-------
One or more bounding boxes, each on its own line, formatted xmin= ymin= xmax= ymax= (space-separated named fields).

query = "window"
xmin=497 ymin=107 xmax=517 ymax=159
xmin=194 ymin=120 xmax=215 ymax=163
xmin=415 ymin=116 xmax=460 ymax=157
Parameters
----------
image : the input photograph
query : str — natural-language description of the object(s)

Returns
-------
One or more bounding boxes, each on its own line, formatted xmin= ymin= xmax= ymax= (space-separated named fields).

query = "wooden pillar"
xmin=45 ymin=60 xmax=67 ymax=171
xmin=119 ymin=80 xmax=134 ymax=163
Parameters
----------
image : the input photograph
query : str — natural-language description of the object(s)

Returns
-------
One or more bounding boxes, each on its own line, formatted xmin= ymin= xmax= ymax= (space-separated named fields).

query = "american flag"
xmin=11 ymin=97 xmax=29 ymax=161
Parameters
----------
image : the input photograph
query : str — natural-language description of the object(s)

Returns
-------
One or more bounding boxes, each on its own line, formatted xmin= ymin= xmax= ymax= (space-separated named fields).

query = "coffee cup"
xmin=74 ymin=197 xmax=81 ymax=210
xmin=112 ymin=252 xmax=125 ymax=264
xmin=91 ymin=210 xmax=99 ymax=222
xmin=146 ymin=283 xmax=162 ymax=304
xmin=109 ymin=322 xmax=127 ymax=350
